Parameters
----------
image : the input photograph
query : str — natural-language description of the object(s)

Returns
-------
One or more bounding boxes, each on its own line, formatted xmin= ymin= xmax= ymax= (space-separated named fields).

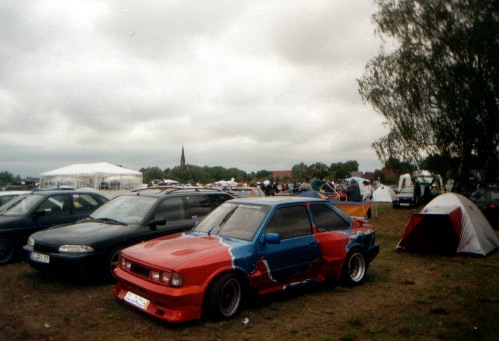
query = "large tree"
xmin=359 ymin=0 xmax=498 ymax=194
xmin=0 ymin=171 xmax=16 ymax=186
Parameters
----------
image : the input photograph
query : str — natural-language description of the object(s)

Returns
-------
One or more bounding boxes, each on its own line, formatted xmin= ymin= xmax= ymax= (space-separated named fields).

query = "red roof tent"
xmin=397 ymin=208 xmax=462 ymax=254
xmin=396 ymin=193 xmax=499 ymax=256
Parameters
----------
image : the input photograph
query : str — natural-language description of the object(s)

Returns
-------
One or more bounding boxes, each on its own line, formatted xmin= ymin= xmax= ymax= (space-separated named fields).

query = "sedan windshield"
xmin=90 ymin=195 xmax=157 ymax=225
xmin=194 ymin=202 xmax=269 ymax=241
xmin=0 ymin=195 xmax=43 ymax=216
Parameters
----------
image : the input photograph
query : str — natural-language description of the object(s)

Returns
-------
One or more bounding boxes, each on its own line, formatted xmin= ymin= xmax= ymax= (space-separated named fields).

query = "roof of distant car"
xmin=228 ymin=196 xmax=326 ymax=206
xmin=124 ymin=187 xmax=234 ymax=197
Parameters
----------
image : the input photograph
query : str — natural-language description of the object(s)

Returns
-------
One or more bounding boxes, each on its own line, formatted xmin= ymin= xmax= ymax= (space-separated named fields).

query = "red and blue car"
xmin=113 ymin=196 xmax=379 ymax=322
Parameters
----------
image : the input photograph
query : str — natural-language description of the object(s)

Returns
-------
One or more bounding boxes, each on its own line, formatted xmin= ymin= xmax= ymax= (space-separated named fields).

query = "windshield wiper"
xmin=95 ymin=217 xmax=127 ymax=225
xmin=209 ymin=207 xmax=237 ymax=236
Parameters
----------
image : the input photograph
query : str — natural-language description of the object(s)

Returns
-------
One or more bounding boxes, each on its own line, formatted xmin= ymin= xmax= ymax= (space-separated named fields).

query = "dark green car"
xmin=0 ymin=190 xmax=109 ymax=264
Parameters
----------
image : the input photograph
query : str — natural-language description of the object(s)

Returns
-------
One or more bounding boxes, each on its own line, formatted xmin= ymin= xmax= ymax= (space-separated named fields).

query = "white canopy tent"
xmin=40 ymin=162 xmax=143 ymax=191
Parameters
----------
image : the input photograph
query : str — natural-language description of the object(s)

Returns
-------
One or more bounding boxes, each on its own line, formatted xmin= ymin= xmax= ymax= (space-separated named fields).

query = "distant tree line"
xmin=1 ymin=153 xmax=466 ymax=188
xmin=140 ymin=160 xmax=361 ymax=185
xmin=0 ymin=171 xmax=21 ymax=187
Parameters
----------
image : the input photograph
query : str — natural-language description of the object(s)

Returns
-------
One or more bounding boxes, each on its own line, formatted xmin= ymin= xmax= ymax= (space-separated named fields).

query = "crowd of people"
xmin=259 ymin=176 xmax=373 ymax=202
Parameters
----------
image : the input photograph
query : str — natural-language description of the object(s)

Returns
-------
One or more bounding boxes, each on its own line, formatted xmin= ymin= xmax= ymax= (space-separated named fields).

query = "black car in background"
xmin=470 ymin=187 xmax=498 ymax=229
xmin=23 ymin=188 xmax=234 ymax=279
xmin=0 ymin=190 xmax=109 ymax=264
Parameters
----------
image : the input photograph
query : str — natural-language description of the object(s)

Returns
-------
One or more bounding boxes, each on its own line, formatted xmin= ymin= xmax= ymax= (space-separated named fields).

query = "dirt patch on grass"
xmin=1 ymin=204 xmax=498 ymax=340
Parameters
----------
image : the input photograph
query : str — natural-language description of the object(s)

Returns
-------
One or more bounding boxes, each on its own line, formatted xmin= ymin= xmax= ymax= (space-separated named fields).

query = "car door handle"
xmin=309 ymin=240 xmax=317 ymax=245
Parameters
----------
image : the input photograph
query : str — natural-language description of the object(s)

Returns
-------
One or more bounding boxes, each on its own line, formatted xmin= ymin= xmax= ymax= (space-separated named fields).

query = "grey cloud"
xmin=0 ymin=1 xmax=385 ymax=177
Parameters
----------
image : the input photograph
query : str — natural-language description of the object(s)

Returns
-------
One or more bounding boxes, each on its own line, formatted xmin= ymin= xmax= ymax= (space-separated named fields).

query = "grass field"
xmin=0 ymin=204 xmax=498 ymax=340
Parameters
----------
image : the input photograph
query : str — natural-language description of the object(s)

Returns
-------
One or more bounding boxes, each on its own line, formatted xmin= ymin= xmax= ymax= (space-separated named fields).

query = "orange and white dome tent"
xmin=396 ymin=193 xmax=499 ymax=256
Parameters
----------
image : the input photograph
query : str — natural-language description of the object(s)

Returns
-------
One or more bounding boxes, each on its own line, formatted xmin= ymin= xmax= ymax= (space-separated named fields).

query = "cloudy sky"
xmin=1 ymin=0 xmax=390 ymax=178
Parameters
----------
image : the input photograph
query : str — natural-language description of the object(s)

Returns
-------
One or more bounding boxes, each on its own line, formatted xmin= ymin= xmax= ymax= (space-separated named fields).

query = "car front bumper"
xmin=23 ymin=245 xmax=106 ymax=274
xmin=113 ymin=266 xmax=204 ymax=323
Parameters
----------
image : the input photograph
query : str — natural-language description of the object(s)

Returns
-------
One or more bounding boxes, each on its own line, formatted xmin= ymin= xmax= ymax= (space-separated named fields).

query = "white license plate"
xmin=124 ymin=291 xmax=150 ymax=310
xmin=31 ymin=252 xmax=50 ymax=264
xmin=400 ymin=203 xmax=411 ymax=206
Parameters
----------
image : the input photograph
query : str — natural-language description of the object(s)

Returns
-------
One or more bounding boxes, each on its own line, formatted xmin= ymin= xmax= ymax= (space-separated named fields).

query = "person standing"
xmin=299 ymin=176 xmax=312 ymax=192
xmin=362 ymin=180 xmax=373 ymax=200
xmin=346 ymin=179 xmax=362 ymax=202
xmin=310 ymin=178 xmax=326 ymax=191
xmin=414 ymin=182 xmax=422 ymax=206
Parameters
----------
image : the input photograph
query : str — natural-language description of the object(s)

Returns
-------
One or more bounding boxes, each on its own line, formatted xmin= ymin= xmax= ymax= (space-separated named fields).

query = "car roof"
xmin=29 ymin=190 xmax=107 ymax=196
xmin=228 ymin=196 xmax=325 ymax=207
xmin=0 ymin=191 xmax=32 ymax=196
xmin=122 ymin=187 xmax=234 ymax=198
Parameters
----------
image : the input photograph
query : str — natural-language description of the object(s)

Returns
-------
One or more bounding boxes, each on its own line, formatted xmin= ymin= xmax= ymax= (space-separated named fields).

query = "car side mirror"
xmin=263 ymin=233 xmax=280 ymax=244
xmin=149 ymin=218 xmax=166 ymax=230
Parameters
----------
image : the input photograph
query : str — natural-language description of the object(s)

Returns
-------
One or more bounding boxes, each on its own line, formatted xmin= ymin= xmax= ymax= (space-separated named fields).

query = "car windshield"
xmin=90 ymin=195 xmax=157 ymax=225
xmin=0 ymin=194 xmax=43 ymax=215
xmin=193 ymin=202 xmax=270 ymax=241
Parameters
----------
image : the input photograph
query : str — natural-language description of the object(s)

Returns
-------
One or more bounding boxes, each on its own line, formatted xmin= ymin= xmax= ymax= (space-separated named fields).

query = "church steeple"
xmin=180 ymin=146 xmax=185 ymax=166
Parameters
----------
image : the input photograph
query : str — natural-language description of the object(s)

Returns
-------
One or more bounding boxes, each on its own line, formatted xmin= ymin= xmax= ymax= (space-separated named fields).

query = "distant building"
xmin=351 ymin=171 xmax=364 ymax=178
xmin=349 ymin=171 xmax=375 ymax=182
xmin=272 ymin=170 xmax=292 ymax=180
xmin=380 ymin=167 xmax=396 ymax=178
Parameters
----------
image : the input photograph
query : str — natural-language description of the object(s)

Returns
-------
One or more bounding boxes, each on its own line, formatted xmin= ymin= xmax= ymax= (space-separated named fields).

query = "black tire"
xmin=107 ymin=248 xmax=122 ymax=279
xmin=341 ymin=249 xmax=367 ymax=286
xmin=0 ymin=239 xmax=14 ymax=264
xmin=204 ymin=273 xmax=242 ymax=319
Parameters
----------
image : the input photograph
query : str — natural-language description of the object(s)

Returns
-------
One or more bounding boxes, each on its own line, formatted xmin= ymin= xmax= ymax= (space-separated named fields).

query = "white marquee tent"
xmin=40 ymin=162 xmax=143 ymax=191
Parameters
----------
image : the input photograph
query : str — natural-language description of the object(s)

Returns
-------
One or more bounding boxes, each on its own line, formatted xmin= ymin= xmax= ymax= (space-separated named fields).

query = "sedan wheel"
xmin=342 ymin=249 xmax=366 ymax=286
xmin=0 ymin=239 xmax=14 ymax=264
xmin=108 ymin=248 xmax=121 ymax=279
xmin=205 ymin=273 xmax=242 ymax=319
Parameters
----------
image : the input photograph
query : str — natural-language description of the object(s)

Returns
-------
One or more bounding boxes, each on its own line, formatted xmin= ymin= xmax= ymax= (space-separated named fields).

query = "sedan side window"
xmin=72 ymin=194 xmax=100 ymax=214
xmin=152 ymin=197 xmax=185 ymax=227
xmin=310 ymin=204 xmax=350 ymax=232
xmin=266 ymin=205 xmax=312 ymax=239
xmin=38 ymin=195 xmax=71 ymax=216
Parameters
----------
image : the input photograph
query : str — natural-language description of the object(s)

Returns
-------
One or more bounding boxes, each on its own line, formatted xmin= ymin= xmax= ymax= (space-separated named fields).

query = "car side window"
xmin=185 ymin=195 xmax=211 ymax=218
xmin=37 ymin=195 xmax=71 ymax=216
xmin=72 ymin=194 xmax=100 ymax=214
xmin=208 ymin=194 xmax=232 ymax=209
xmin=310 ymin=204 xmax=350 ymax=232
xmin=152 ymin=197 xmax=186 ymax=225
xmin=266 ymin=205 xmax=312 ymax=239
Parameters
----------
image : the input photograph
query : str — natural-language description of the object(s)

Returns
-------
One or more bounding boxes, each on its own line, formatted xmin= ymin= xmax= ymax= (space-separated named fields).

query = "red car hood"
xmin=121 ymin=232 xmax=230 ymax=269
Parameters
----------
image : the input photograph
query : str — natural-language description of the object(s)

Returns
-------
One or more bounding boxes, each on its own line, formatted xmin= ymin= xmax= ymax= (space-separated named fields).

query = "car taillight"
xmin=488 ymin=203 xmax=497 ymax=209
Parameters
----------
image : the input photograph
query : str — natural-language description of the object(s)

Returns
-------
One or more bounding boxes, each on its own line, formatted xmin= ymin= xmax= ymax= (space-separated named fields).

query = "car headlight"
xmin=149 ymin=269 xmax=183 ymax=287
xmin=58 ymin=245 xmax=95 ymax=253
xmin=171 ymin=272 xmax=184 ymax=287
xmin=27 ymin=237 xmax=35 ymax=247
